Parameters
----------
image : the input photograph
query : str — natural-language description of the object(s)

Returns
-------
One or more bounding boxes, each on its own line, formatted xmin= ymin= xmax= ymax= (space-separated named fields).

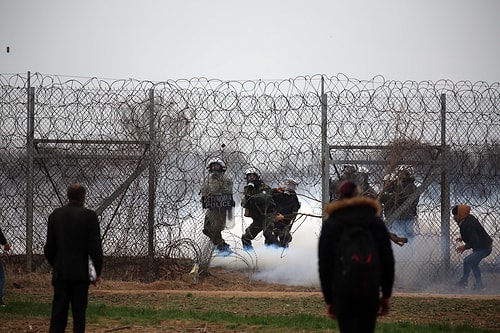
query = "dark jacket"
xmin=272 ymin=189 xmax=300 ymax=229
xmin=318 ymin=196 xmax=395 ymax=304
xmin=44 ymin=202 xmax=103 ymax=283
xmin=456 ymin=205 xmax=493 ymax=251
xmin=0 ymin=227 xmax=7 ymax=246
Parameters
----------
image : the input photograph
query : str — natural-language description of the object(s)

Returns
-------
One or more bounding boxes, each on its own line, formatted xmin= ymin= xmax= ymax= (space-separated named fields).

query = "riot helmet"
xmin=282 ymin=178 xmax=298 ymax=192
xmin=342 ymin=165 xmax=358 ymax=178
xmin=207 ymin=157 xmax=226 ymax=173
xmin=245 ymin=167 xmax=261 ymax=183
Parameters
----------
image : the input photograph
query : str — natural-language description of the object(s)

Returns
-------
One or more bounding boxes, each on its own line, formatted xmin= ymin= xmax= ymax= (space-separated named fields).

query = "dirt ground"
xmin=1 ymin=266 xmax=499 ymax=333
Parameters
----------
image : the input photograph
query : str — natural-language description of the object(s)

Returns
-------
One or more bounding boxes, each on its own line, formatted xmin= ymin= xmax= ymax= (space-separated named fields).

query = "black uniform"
xmin=272 ymin=189 xmax=300 ymax=247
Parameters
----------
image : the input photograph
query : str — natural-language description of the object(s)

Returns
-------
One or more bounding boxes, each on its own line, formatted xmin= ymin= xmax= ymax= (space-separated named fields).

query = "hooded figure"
xmin=452 ymin=205 xmax=493 ymax=290
xmin=318 ymin=180 xmax=395 ymax=333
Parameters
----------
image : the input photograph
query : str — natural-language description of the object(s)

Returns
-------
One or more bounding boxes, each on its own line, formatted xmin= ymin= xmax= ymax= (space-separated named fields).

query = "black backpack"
xmin=333 ymin=225 xmax=382 ymax=298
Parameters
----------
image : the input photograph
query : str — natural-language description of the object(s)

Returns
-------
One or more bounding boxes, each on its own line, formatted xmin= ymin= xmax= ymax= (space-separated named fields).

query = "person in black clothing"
xmin=452 ymin=205 xmax=493 ymax=290
xmin=272 ymin=178 xmax=301 ymax=248
xmin=0 ymin=226 xmax=11 ymax=307
xmin=318 ymin=180 xmax=395 ymax=333
xmin=44 ymin=183 xmax=104 ymax=333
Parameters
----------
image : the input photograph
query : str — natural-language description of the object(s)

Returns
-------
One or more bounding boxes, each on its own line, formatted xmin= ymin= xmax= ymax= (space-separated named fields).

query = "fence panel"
xmin=0 ymin=73 xmax=498 ymax=289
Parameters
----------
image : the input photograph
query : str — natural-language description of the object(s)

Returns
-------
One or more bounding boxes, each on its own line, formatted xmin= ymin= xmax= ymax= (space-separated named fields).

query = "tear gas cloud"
xmin=211 ymin=212 xmax=322 ymax=287
xmin=210 ymin=200 xmax=500 ymax=295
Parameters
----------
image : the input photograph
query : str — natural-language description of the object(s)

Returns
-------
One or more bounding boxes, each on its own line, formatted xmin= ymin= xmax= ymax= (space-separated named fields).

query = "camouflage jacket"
xmin=380 ymin=180 xmax=418 ymax=219
xmin=242 ymin=181 xmax=276 ymax=217
xmin=201 ymin=173 xmax=233 ymax=196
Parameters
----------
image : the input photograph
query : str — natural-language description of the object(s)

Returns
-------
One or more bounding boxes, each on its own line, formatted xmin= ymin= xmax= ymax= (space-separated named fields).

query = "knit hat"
xmin=337 ymin=180 xmax=359 ymax=200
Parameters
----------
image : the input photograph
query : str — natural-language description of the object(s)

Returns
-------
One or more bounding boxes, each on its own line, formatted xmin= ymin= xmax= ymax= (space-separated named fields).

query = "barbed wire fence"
xmin=0 ymin=72 xmax=498 ymax=289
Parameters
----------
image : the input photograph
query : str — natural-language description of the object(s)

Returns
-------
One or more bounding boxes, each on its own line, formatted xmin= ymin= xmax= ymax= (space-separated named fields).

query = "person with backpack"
xmin=318 ymin=180 xmax=395 ymax=333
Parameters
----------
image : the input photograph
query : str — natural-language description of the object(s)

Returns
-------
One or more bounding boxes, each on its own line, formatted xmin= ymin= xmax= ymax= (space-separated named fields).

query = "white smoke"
xmin=211 ymin=198 xmax=323 ymax=287
xmin=210 ymin=195 xmax=500 ymax=295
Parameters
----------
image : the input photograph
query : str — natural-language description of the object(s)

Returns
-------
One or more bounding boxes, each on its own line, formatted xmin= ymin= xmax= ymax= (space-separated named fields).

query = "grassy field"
xmin=0 ymin=268 xmax=498 ymax=332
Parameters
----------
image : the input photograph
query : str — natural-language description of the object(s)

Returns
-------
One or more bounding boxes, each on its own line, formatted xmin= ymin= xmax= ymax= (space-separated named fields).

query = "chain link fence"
xmin=0 ymin=72 xmax=498 ymax=288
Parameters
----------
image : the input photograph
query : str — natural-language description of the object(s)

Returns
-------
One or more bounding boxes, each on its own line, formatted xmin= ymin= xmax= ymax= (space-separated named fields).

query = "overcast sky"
xmin=1 ymin=0 xmax=499 ymax=83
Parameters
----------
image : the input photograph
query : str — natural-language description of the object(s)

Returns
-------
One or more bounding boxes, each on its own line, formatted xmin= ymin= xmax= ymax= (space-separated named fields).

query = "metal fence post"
xmin=321 ymin=76 xmax=329 ymax=214
xmin=440 ymin=93 xmax=451 ymax=278
xmin=147 ymin=88 xmax=157 ymax=281
xmin=26 ymin=72 xmax=35 ymax=272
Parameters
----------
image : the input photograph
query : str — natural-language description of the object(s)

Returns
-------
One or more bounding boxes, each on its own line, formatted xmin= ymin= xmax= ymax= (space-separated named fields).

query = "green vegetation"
xmin=1 ymin=296 xmax=497 ymax=333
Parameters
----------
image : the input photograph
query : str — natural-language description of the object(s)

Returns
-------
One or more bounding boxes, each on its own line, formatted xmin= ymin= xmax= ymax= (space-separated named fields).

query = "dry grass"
xmin=1 ymin=259 xmax=499 ymax=332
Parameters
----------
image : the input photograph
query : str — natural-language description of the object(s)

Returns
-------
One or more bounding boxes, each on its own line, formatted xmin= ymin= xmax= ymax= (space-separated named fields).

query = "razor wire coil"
xmin=0 ymin=72 xmax=498 ymax=282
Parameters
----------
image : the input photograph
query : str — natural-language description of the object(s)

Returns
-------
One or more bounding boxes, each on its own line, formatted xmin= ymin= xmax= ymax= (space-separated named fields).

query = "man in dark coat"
xmin=452 ymin=205 xmax=493 ymax=290
xmin=44 ymin=183 xmax=103 ymax=333
xmin=318 ymin=180 xmax=395 ymax=333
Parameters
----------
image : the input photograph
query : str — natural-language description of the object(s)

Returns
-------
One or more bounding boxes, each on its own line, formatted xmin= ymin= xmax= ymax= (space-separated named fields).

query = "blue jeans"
xmin=0 ymin=259 xmax=5 ymax=303
xmin=460 ymin=247 xmax=492 ymax=287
